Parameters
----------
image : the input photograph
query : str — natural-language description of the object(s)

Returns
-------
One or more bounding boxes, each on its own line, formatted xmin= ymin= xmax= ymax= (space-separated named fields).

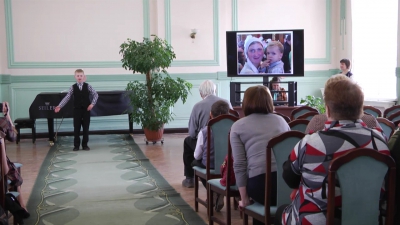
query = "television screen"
xmin=226 ymin=29 xmax=304 ymax=77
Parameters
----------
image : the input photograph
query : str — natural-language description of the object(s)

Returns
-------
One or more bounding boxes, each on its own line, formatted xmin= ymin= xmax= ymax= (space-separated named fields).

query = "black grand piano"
xmin=29 ymin=91 xmax=133 ymax=143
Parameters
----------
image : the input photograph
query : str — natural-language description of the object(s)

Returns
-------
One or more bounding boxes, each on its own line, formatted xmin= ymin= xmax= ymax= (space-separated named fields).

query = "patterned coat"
xmin=281 ymin=120 xmax=390 ymax=225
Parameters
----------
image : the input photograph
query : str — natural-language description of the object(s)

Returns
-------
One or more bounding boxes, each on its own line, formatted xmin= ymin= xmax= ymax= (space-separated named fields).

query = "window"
xmin=351 ymin=0 xmax=398 ymax=100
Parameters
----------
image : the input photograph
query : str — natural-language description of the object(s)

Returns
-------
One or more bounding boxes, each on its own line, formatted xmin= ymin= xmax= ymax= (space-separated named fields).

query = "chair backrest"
xmin=363 ymin=105 xmax=382 ymax=118
xmin=288 ymin=119 xmax=310 ymax=133
xmin=207 ymin=114 xmax=238 ymax=175
xmin=290 ymin=106 xmax=319 ymax=120
xmin=273 ymin=112 xmax=291 ymax=123
xmin=376 ymin=117 xmax=395 ymax=139
xmin=327 ymin=148 xmax=396 ymax=225
xmin=265 ymin=130 xmax=305 ymax=218
xmin=296 ymin=111 xmax=319 ymax=121
xmin=387 ymin=110 xmax=400 ymax=123
xmin=228 ymin=109 xmax=240 ymax=118
xmin=384 ymin=105 xmax=400 ymax=118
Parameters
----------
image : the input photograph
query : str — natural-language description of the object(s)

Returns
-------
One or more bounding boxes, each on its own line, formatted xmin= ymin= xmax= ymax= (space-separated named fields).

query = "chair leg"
xmin=16 ymin=126 xmax=20 ymax=144
xmin=226 ymin=194 xmax=231 ymax=225
xmin=32 ymin=125 xmax=36 ymax=144
xmin=208 ymin=184 xmax=214 ymax=225
xmin=243 ymin=213 xmax=248 ymax=225
xmin=194 ymin=175 xmax=199 ymax=212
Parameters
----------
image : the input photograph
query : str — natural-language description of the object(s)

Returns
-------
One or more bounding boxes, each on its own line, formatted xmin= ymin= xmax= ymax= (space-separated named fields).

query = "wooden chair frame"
xmin=376 ymin=117 xmax=395 ymax=139
xmin=288 ymin=119 xmax=310 ymax=133
xmin=387 ymin=111 xmax=400 ymax=123
xmin=229 ymin=109 xmax=240 ymax=118
xmin=327 ymin=148 xmax=396 ymax=225
xmin=242 ymin=131 xmax=305 ymax=225
xmin=296 ymin=111 xmax=319 ymax=121
xmin=290 ymin=106 xmax=319 ymax=120
xmin=363 ymin=105 xmax=382 ymax=118
xmin=208 ymin=132 xmax=240 ymax=225
xmin=193 ymin=114 xmax=238 ymax=212
xmin=384 ymin=105 xmax=400 ymax=118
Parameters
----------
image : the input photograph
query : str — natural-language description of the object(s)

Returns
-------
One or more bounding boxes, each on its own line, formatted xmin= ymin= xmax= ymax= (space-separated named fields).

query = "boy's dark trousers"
xmin=73 ymin=107 xmax=91 ymax=148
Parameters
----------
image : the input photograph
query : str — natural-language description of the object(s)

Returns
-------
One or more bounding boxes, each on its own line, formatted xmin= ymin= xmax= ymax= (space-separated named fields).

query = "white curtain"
xmin=351 ymin=0 xmax=398 ymax=100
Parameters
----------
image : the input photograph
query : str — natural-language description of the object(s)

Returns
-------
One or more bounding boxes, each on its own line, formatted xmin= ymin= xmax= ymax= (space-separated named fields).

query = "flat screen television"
xmin=226 ymin=29 xmax=304 ymax=77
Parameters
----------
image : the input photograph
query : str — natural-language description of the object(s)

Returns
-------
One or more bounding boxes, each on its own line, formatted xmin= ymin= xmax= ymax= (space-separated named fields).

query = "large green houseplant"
xmin=120 ymin=35 xmax=192 ymax=141
xmin=300 ymin=95 xmax=326 ymax=114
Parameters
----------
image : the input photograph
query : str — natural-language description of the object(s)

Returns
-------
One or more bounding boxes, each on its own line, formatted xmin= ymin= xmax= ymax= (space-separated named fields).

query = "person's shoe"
xmin=182 ymin=178 xmax=194 ymax=188
xmin=73 ymin=147 xmax=79 ymax=151
xmin=214 ymin=193 xmax=224 ymax=212
xmin=82 ymin=146 xmax=90 ymax=151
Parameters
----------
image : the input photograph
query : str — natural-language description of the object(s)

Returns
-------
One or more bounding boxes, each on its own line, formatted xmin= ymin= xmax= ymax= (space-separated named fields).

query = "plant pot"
xmin=143 ymin=126 xmax=164 ymax=142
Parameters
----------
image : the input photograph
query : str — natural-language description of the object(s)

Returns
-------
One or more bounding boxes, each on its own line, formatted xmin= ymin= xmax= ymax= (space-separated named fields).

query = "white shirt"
xmin=193 ymin=129 xmax=205 ymax=160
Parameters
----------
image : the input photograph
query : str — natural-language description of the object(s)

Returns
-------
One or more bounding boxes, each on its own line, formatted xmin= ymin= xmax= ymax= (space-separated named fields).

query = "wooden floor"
xmin=7 ymin=133 xmax=247 ymax=225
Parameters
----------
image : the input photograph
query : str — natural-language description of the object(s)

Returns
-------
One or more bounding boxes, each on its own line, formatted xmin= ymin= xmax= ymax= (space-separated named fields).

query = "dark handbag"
xmin=219 ymin=155 xmax=236 ymax=186
xmin=6 ymin=157 xmax=22 ymax=187
xmin=5 ymin=193 xmax=29 ymax=224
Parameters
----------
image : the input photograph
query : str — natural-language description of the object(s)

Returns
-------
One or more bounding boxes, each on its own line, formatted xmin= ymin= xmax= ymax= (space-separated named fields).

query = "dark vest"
xmin=73 ymin=83 xmax=90 ymax=108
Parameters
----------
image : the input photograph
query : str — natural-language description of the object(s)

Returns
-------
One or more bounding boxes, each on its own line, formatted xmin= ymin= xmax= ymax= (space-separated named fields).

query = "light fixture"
xmin=190 ymin=29 xmax=197 ymax=39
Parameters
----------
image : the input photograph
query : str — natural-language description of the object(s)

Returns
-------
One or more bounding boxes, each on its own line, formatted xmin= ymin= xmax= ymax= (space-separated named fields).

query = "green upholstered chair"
xmin=288 ymin=119 xmax=309 ymax=133
xmin=192 ymin=114 xmax=238 ymax=212
xmin=290 ymin=106 xmax=319 ymax=120
xmin=363 ymin=105 xmax=382 ymax=118
xmin=376 ymin=117 xmax=395 ymax=139
xmin=384 ymin=105 xmax=400 ymax=118
xmin=296 ymin=111 xmax=319 ymax=121
xmin=241 ymin=130 xmax=305 ymax=225
xmin=327 ymin=148 xmax=396 ymax=225
xmin=208 ymin=132 xmax=240 ymax=225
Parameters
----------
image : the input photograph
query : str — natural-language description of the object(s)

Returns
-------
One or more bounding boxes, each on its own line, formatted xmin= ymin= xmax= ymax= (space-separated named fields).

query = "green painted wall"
xmin=0 ymin=71 xmax=334 ymax=134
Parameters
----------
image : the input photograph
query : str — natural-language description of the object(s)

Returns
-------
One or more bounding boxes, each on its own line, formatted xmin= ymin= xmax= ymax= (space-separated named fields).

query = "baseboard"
xmin=18 ymin=128 xmax=189 ymax=140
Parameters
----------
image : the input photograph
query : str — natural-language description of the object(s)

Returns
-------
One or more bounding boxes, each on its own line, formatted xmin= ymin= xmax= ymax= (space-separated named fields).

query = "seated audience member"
xmin=388 ymin=123 xmax=400 ymax=224
xmin=230 ymin=85 xmax=290 ymax=225
xmin=268 ymin=77 xmax=287 ymax=103
xmin=182 ymin=80 xmax=232 ymax=188
xmin=305 ymin=75 xmax=380 ymax=134
xmin=191 ymin=100 xmax=230 ymax=211
xmin=340 ymin=58 xmax=353 ymax=79
xmin=276 ymin=76 xmax=390 ymax=225
xmin=0 ymin=102 xmax=30 ymax=219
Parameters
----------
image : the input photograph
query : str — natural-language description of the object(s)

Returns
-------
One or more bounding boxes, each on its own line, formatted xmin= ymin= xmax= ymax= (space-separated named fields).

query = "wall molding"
xmin=231 ymin=0 xmax=332 ymax=64
xmin=165 ymin=0 xmax=220 ymax=67
xmin=4 ymin=70 xmax=335 ymax=84
xmin=4 ymin=0 xmax=150 ymax=69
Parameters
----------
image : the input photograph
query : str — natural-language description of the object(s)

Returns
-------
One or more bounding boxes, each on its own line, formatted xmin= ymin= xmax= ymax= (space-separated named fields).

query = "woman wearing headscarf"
xmin=240 ymin=35 xmax=265 ymax=74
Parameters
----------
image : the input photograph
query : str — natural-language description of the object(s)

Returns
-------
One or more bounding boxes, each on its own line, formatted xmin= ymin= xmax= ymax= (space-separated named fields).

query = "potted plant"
xmin=300 ymin=95 xmax=326 ymax=114
xmin=120 ymin=35 xmax=193 ymax=143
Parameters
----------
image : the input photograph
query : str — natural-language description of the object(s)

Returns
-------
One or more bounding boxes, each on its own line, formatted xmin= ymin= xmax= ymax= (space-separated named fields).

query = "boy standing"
xmin=54 ymin=69 xmax=98 ymax=151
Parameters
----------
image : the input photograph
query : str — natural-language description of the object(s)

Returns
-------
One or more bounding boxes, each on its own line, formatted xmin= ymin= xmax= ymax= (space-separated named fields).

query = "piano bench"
xmin=14 ymin=118 xmax=36 ymax=144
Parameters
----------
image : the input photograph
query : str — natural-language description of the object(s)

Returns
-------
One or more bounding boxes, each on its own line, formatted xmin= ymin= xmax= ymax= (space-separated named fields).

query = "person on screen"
xmin=240 ymin=35 xmax=265 ymax=74
xmin=238 ymin=48 xmax=245 ymax=73
xmin=265 ymin=41 xmax=284 ymax=74
xmin=282 ymin=35 xmax=292 ymax=73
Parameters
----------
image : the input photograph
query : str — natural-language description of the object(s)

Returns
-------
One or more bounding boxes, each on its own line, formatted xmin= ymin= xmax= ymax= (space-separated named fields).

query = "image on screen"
xmin=237 ymin=31 xmax=293 ymax=75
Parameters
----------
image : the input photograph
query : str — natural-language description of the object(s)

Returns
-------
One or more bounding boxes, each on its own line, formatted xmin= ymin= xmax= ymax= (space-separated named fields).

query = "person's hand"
xmin=260 ymin=59 xmax=270 ymax=68
xmin=238 ymin=196 xmax=253 ymax=209
xmin=87 ymin=104 xmax=94 ymax=111
xmin=54 ymin=106 xmax=61 ymax=113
